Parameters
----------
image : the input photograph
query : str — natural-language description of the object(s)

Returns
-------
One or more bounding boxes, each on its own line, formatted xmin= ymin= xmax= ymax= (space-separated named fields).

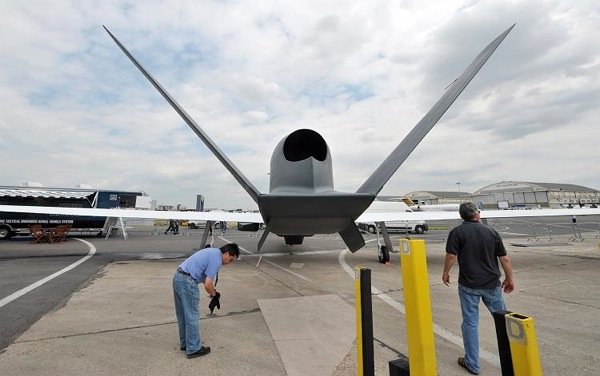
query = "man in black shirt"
xmin=442 ymin=202 xmax=514 ymax=375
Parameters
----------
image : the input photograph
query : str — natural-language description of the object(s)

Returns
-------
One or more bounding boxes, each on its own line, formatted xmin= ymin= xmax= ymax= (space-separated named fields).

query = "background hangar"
xmin=404 ymin=181 xmax=600 ymax=209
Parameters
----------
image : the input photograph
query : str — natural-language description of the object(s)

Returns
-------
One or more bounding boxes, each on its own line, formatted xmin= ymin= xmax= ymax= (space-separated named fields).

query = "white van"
xmin=357 ymin=200 xmax=429 ymax=234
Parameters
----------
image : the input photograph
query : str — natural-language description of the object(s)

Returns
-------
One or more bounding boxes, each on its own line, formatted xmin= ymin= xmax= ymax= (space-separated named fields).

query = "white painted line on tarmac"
xmin=231 ymin=241 xmax=254 ymax=255
xmin=338 ymin=249 xmax=501 ymax=368
xmin=0 ymin=238 xmax=96 ymax=309
xmin=261 ymin=259 xmax=313 ymax=282
xmin=227 ymin=240 xmax=314 ymax=282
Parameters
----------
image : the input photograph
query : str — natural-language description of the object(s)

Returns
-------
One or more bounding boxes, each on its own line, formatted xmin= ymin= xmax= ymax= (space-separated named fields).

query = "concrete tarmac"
xmin=1 ymin=229 xmax=599 ymax=375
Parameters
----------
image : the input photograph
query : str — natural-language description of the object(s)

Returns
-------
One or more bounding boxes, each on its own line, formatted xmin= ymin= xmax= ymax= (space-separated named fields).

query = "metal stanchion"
xmin=354 ymin=267 xmax=374 ymax=376
xmin=493 ymin=310 xmax=514 ymax=376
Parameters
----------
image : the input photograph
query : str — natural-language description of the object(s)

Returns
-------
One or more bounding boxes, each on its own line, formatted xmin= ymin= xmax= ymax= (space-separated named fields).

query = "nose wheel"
xmin=378 ymin=245 xmax=390 ymax=264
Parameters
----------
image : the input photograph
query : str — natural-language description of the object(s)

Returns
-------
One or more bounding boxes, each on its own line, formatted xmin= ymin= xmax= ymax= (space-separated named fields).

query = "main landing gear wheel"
xmin=378 ymin=245 xmax=390 ymax=264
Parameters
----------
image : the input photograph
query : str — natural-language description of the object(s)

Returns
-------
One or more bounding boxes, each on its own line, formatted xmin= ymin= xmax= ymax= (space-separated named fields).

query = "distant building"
xmin=404 ymin=191 xmax=471 ymax=205
xmin=399 ymin=181 xmax=599 ymax=210
xmin=472 ymin=181 xmax=600 ymax=209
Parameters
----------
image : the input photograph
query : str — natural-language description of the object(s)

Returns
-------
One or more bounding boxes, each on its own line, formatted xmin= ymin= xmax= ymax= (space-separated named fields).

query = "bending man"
xmin=173 ymin=243 xmax=239 ymax=358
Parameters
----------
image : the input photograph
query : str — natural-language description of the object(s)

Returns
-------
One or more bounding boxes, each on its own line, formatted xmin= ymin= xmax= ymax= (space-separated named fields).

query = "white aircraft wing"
xmin=356 ymin=207 xmax=600 ymax=222
xmin=0 ymin=205 xmax=263 ymax=223
xmin=3 ymin=204 xmax=598 ymax=226
xmin=478 ymin=208 xmax=600 ymax=219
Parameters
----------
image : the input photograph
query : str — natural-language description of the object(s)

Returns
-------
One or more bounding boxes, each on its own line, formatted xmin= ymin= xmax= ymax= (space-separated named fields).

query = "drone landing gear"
xmin=378 ymin=245 xmax=390 ymax=264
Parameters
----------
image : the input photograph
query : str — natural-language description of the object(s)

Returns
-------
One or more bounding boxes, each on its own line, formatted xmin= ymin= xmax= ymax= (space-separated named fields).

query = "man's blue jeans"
xmin=173 ymin=272 xmax=201 ymax=354
xmin=458 ymin=284 xmax=506 ymax=374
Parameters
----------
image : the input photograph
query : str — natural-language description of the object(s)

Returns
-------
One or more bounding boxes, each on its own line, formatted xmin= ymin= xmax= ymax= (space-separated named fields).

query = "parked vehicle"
xmin=356 ymin=200 xmax=429 ymax=234
xmin=187 ymin=220 xmax=206 ymax=229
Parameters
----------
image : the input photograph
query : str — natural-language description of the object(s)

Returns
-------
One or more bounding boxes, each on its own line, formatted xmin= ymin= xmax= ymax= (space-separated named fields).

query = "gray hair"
xmin=459 ymin=202 xmax=479 ymax=221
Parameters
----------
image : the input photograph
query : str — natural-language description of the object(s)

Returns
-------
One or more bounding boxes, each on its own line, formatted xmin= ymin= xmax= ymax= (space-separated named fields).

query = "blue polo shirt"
xmin=178 ymin=247 xmax=222 ymax=284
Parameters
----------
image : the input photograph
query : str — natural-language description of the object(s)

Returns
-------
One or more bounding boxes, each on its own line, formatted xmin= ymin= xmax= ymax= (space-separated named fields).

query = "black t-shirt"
xmin=446 ymin=220 xmax=507 ymax=289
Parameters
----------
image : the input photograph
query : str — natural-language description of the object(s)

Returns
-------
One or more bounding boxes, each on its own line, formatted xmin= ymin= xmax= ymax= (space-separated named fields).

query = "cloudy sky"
xmin=1 ymin=1 xmax=598 ymax=210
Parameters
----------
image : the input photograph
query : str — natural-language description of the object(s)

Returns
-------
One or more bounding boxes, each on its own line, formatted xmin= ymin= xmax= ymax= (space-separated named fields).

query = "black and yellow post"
xmin=354 ymin=267 xmax=374 ymax=376
xmin=399 ymin=239 xmax=437 ymax=375
xmin=506 ymin=313 xmax=542 ymax=375
xmin=493 ymin=310 xmax=514 ymax=376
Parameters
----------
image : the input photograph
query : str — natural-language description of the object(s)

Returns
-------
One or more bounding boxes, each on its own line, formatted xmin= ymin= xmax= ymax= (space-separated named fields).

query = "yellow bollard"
xmin=399 ymin=239 xmax=437 ymax=375
xmin=506 ymin=313 xmax=543 ymax=376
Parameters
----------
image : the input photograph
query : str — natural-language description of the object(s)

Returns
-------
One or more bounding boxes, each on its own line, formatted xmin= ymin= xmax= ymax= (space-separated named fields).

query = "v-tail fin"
xmin=103 ymin=25 xmax=261 ymax=204
xmin=357 ymin=24 xmax=515 ymax=196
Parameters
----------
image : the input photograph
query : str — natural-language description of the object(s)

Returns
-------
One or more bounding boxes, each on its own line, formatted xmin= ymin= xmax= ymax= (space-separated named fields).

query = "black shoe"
xmin=180 ymin=346 xmax=186 ymax=351
xmin=187 ymin=346 xmax=211 ymax=358
xmin=458 ymin=357 xmax=478 ymax=375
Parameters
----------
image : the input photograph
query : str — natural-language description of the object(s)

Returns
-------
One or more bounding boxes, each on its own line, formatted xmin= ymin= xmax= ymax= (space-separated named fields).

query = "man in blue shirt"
xmin=442 ymin=202 xmax=514 ymax=375
xmin=173 ymin=243 xmax=240 ymax=358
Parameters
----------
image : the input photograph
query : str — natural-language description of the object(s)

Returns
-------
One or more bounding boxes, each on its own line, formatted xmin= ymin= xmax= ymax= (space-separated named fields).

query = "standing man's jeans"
xmin=458 ymin=284 xmax=506 ymax=374
xmin=173 ymin=272 xmax=201 ymax=354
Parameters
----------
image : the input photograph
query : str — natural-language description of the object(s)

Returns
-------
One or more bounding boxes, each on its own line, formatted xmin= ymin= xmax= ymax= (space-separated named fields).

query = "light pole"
xmin=456 ymin=182 xmax=461 ymax=200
